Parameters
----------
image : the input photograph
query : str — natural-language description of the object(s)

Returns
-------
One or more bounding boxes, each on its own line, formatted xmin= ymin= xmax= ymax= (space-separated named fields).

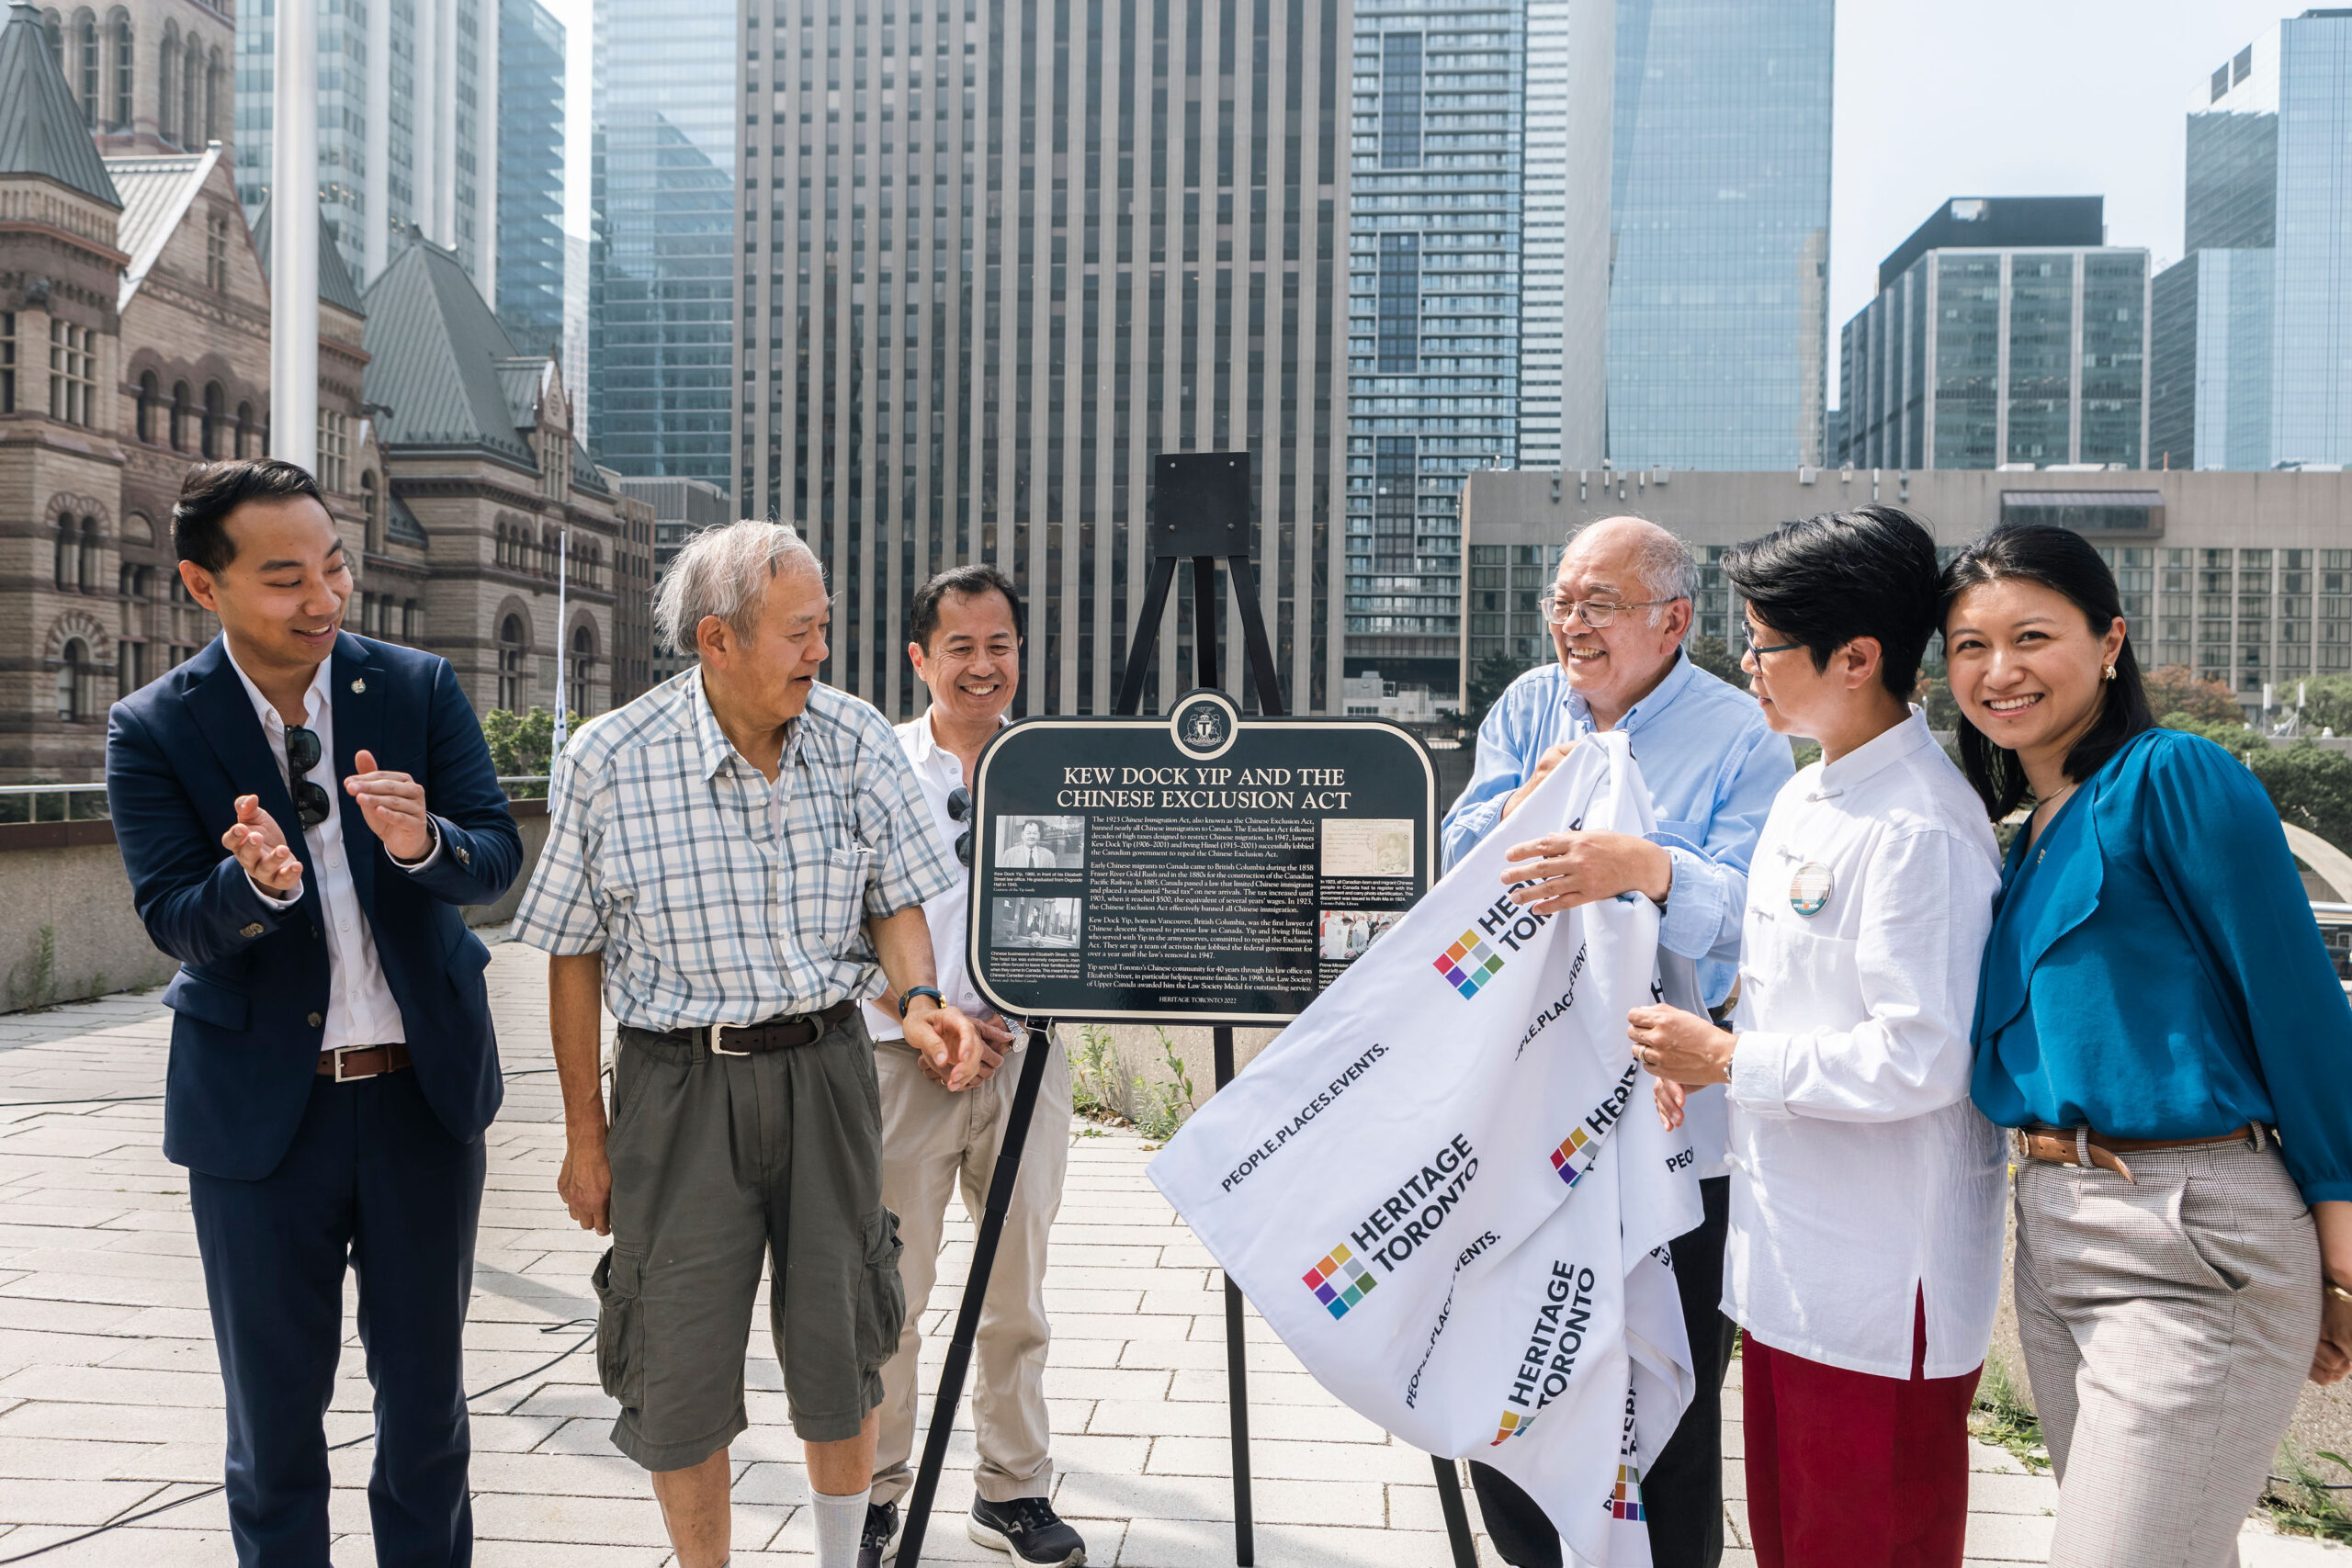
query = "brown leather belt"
xmin=651 ymin=998 xmax=861 ymax=1056
xmin=316 ymin=1043 xmax=413 ymax=1081
xmin=2013 ymin=1123 xmax=2265 ymax=1185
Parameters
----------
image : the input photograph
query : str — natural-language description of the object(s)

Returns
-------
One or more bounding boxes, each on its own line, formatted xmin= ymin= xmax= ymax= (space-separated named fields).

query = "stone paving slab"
xmin=0 ymin=941 xmax=2344 ymax=1566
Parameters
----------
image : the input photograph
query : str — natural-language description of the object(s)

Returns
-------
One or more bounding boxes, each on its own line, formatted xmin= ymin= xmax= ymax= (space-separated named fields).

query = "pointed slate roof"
xmin=251 ymin=197 xmax=367 ymax=316
xmin=108 ymin=149 xmax=213 ymax=309
xmin=360 ymin=240 xmax=537 ymax=468
xmin=0 ymin=0 xmax=120 ymax=208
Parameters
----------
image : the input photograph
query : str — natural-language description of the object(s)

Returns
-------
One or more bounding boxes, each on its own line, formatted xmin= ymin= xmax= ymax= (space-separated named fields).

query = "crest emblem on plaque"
xmin=1170 ymin=690 xmax=1239 ymax=760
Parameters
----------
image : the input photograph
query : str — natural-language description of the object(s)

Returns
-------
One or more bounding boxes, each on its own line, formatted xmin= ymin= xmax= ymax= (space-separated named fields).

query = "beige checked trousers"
xmin=2014 ymin=1135 xmax=2320 ymax=1568
xmin=869 ymin=1030 xmax=1072 ymax=1506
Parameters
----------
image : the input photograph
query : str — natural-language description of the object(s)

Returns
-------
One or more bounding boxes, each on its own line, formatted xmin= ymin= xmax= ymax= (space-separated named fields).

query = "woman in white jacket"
xmin=1635 ymin=506 xmax=2005 ymax=1568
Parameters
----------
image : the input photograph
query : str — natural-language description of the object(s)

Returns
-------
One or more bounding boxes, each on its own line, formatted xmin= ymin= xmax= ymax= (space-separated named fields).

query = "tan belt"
xmin=2012 ymin=1123 xmax=2264 ymax=1185
xmin=316 ymin=1043 xmax=413 ymax=1081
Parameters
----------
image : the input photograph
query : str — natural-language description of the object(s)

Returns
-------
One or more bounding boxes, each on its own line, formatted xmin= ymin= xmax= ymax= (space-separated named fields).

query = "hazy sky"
xmin=535 ymin=0 xmax=2289 ymax=410
xmin=1829 ymin=0 xmax=2286 ymax=406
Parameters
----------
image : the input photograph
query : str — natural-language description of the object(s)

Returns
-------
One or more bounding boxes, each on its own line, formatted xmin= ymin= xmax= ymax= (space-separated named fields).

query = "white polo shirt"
xmin=863 ymin=708 xmax=1001 ymax=1045
xmin=1722 ymin=708 xmax=2007 ymax=1381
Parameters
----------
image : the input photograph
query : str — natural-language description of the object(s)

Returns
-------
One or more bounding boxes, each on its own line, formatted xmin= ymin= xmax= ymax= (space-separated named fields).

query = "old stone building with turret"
xmin=0 ymin=0 xmax=649 ymax=782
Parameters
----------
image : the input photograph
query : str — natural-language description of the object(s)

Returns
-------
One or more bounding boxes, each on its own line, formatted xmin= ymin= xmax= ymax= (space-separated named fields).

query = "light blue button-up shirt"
xmin=1441 ymin=653 xmax=1793 ymax=1009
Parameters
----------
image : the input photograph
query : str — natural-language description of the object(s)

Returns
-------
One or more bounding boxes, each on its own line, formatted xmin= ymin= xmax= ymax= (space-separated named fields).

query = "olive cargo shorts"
xmin=592 ymin=1011 xmax=907 ymax=1471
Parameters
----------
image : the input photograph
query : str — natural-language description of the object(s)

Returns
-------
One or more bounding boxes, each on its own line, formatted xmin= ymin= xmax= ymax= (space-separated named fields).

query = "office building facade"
xmin=1508 ymin=0 xmax=1608 ymax=472
xmin=1343 ymin=0 xmax=1521 ymax=697
xmin=496 ymin=0 xmax=565 ymax=356
xmin=733 ymin=0 xmax=1351 ymax=719
xmin=2267 ymin=9 xmax=2352 ymax=468
xmin=589 ymin=0 xmax=734 ymax=491
xmin=1838 ymin=197 xmax=2148 ymax=471
xmin=233 ymin=0 xmax=501 ymax=288
xmin=1606 ymin=0 xmax=1832 ymax=472
xmin=616 ymin=474 xmax=732 ymax=684
xmin=1465 ymin=465 xmax=2352 ymax=706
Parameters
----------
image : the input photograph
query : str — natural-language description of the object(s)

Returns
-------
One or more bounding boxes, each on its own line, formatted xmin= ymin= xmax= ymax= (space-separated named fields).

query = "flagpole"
xmin=268 ymin=0 xmax=318 ymax=469
xmin=551 ymin=527 xmax=570 ymax=752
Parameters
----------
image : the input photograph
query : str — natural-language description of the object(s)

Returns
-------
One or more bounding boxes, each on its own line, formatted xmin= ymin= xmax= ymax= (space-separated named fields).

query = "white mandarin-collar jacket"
xmin=1722 ymin=709 xmax=2007 ymax=1381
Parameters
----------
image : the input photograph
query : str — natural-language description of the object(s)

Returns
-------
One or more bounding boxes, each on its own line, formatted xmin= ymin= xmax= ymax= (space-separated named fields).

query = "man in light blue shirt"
xmin=1446 ymin=516 xmax=1792 ymax=1568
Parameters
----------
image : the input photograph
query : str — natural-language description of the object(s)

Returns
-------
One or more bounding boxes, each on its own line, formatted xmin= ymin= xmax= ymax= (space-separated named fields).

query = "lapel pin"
xmin=350 ymin=678 xmax=367 ymax=694
xmin=1789 ymin=861 xmax=1833 ymax=917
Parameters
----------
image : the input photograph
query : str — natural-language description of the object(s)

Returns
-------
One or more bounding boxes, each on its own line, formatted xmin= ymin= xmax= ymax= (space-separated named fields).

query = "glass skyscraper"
xmin=1840 ymin=197 xmax=2147 ymax=471
xmin=496 ymin=0 xmax=566 ymax=357
xmin=2269 ymin=9 xmax=2352 ymax=468
xmin=1344 ymin=0 xmax=1523 ymax=696
xmin=733 ymin=0 xmax=1349 ymax=718
xmin=1607 ymin=0 xmax=1831 ymax=471
xmin=236 ymin=0 xmax=498 ymax=288
xmin=590 ymin=0 xmax=736 ymax=490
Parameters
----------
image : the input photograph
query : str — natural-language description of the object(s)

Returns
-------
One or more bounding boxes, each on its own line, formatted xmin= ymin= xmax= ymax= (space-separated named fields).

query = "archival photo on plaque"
xmin=998 ymin=815 xmax=1085 ymax=869
xmin=967 ymin=688 xmax=1438 ymax=1023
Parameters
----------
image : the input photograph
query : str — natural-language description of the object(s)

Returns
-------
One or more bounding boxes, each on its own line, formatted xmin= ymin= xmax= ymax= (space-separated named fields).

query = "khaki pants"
xmin=870 ymin=1031 xmax=1072 ymax=1506
xmin=2015 ymin=1136 xmax=2320 ymax=1568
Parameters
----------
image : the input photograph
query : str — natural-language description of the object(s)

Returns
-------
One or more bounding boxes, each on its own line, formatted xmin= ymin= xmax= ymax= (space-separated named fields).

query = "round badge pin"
xmin=1789 ymin=861 xmax=1833 ymax=917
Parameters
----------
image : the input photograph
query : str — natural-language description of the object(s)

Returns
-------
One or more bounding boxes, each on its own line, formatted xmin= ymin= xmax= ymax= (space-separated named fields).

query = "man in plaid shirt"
xmin=512 ymin=519 xmax=981 ymax=1568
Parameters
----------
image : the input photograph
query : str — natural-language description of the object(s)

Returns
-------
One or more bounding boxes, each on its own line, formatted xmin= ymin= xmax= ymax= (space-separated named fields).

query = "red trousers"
xmin=1742 ymin=1292 xmax=1978 ymax=1568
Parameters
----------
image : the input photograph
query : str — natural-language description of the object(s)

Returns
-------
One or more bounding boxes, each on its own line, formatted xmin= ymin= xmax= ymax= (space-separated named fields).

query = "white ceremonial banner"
xmin=1149 ymin=730 xmax=1705 ymax=1565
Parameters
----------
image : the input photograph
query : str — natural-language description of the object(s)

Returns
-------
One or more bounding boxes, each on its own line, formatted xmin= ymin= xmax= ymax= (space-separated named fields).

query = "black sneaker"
xmin=967 ymin=1495 xmax=1086 ymax=1567
xmin=858 ymin=1498 xmax=901 ymax=1568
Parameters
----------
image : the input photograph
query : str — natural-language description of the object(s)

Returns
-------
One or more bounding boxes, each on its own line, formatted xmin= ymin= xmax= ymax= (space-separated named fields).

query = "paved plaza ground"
xmin=1 ymin=938 xmax=2346 ymax=1566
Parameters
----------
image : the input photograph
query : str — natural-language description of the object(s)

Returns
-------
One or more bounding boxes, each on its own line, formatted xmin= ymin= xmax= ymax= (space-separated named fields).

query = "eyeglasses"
xmin=947 ymin=785 xmax=971 ymax=868
xmin=1543 ymin=595 xmax=1675 ymax=629
xmin=285 ymin=725 xmax=332 ymax=829
xmin=1741 ymin=627 xmax=1804 ymax=658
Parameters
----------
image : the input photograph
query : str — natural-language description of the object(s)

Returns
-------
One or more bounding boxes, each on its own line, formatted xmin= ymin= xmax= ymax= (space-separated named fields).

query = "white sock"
xmin=811 ymin=1484 xmax=871 ymax=1568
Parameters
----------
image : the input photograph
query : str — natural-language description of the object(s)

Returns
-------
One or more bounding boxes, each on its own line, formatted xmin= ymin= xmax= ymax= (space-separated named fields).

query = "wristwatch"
xmin=899 ymin=985 xmax=945 ymax=1019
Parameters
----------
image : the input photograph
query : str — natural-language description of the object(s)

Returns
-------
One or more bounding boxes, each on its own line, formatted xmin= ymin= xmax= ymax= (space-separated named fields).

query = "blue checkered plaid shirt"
xmin=510 ymin=670 xmax=959 ymax=1031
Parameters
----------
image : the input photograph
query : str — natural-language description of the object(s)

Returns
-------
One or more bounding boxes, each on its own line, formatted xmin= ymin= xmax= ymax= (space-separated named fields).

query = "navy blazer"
xmin=107 ymin=633 xmax=524 ymax=1180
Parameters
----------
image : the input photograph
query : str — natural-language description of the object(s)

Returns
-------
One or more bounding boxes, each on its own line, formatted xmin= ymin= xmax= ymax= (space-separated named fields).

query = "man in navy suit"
xmin=107 ymin=458 xmax=523 ymax=1567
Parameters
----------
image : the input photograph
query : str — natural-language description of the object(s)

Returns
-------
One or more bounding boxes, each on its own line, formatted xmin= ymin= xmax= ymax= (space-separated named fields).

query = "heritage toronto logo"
xmin=1433 ymin=929 xmax=1505 ymax=998
xmin=1548 ymin=1064 xmax=1639 ymax=1188
xmin=1609 ymin=1464 xmax=1645 ymax=1521
xmin=1301 ymin=1244 xmax=1379 ymax=1319
xmin=1490 ymin=1261 xmax=1598 ymax=1444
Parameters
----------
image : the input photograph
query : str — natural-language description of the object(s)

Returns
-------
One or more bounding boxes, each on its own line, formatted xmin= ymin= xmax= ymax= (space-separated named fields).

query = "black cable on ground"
xmin=0 ymin=1319 xmax=596 ymax=1565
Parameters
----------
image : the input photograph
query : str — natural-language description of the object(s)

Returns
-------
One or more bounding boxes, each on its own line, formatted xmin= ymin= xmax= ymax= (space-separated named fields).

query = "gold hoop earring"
xmin=2103 ymin=664 xmax=2118 ymax=682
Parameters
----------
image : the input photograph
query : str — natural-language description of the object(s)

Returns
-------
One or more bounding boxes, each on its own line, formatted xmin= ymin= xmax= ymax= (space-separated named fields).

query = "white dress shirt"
xmin=1721 ymin=709 xmax=2007 ymax=1381
xmin=864 ymin=707 xmax=1000 ymax=1045
xmin=229 ymin=649 xmax=436 ymax=1051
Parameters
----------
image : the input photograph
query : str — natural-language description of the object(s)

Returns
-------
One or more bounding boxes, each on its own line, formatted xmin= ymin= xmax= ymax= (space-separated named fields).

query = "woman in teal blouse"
xmin=1941 ymin=525 xmax=2352 ymax=1568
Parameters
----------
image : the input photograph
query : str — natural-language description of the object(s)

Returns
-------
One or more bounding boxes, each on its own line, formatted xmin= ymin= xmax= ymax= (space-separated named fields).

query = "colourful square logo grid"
xmin=1301 ymin=1245 xmax=1378 ymax=1320
xmin=1610 ymin=1464 xmax=1645 ymax=1521
xmin=1548 ymin=1126 xmax=1597 ymax=1188
xmin=1432 ymin=930 xmax=1505 ymax=998
xmin=1490 ymin=1409 xmax=1532 ymax=1446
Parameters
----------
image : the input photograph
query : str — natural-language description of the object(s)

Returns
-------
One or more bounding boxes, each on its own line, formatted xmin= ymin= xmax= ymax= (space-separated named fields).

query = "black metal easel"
xmin=896 ymin=451 xmax=1479 ymax=1567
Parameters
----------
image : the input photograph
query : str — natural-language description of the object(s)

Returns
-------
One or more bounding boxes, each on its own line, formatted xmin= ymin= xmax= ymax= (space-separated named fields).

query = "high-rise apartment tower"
xmin=733 ymin=0 xmax=1351 ymax=718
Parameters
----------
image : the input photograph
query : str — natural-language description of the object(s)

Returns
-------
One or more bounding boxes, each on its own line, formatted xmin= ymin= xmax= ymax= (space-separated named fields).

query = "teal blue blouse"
xmin=1971 ymin=727 xmax=2352 ymax=1204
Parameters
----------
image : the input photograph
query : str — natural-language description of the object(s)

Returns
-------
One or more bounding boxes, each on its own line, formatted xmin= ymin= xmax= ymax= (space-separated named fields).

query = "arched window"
xmin=135 ymin=369 xmax=158 ymax=442
xmin=403 ymin=600 xmax=420 ymax=641
xmin=41 ymin=10 xmax=61 ymax=67
xmin=56 ymin=638 xmax=90 ymax=721
xmin=75 ymin=12 xmax=98 ymax=127
xmin=361 ymin=472 xmax=380 ymax=554
xmin=497 ymin=615 xmax=527 ymax=711
xmin=182 ymin=42 xmax=200 ymax=147
xmin=205 ymin=48 xmax=220 ymax=142
xmin=568 ymin=625 xmax=595 ymax=717
xmin=110 ymin=12 xmax=131 ymax=130
xmin=200 ymin=380 xmax=223 ymax=457
xmin=234 ymin=400 xmax=254 ymax=458
xmin=78 ymin=517 xmax=100 ymax=592
xmin=53 ymin=518 xmax=74 ymax=590
xmin=169 ymin=380 xmax=188 ymax=450
xmin=158 ymin=25 xmax=177 ymax=144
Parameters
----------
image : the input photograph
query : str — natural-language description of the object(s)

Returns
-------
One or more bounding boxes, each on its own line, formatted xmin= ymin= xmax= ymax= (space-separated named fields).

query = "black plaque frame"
xmin=964 ymin=700 xmax=1438 ymax=1025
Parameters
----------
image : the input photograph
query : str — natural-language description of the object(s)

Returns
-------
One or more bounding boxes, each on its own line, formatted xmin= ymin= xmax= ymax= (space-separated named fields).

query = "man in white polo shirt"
xmin=860 ymin=565 xmax=1083 ymax=1568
